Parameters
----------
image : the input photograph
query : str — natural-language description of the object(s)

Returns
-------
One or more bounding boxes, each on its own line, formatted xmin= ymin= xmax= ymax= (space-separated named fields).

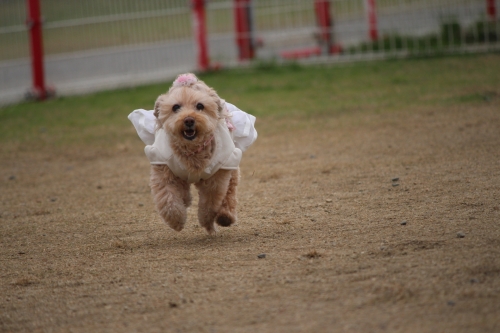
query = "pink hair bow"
xmin=173 ymin=73 xmax=198 ymax=87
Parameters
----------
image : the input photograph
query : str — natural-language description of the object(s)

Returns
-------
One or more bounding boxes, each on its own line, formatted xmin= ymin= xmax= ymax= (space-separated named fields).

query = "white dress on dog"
xmin=145 ymin=121 xmax=242 ymax=183
xmin=128 ymin=102 xmax=257 ymax=183
xmin=224 ymin=102 xmax=258 ymax=152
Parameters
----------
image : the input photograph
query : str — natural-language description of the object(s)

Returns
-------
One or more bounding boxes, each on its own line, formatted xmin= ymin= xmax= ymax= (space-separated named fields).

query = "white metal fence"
xmin=1 ymin=0 xmax=498 ymax=105
xmin=253 ymin=0 xmax=499 ymax=60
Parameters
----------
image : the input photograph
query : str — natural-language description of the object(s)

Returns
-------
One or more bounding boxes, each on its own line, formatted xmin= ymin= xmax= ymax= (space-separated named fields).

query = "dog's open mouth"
xmin=183 ymin=129 xmax=197 ymax=140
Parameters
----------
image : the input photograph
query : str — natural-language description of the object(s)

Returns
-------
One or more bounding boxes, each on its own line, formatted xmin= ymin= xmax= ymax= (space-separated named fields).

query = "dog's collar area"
xmin=184 ymin=135 xmax=214 ymax=157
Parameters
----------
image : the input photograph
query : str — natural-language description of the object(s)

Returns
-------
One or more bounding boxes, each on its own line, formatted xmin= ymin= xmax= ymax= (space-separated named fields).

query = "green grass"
xmin=0 ymin=54 xmax=498 ymax=151
xmin=204 ymin=54 xmax=500 ymax=117
xmin=349 ymin=20 xmax=499 ymax=55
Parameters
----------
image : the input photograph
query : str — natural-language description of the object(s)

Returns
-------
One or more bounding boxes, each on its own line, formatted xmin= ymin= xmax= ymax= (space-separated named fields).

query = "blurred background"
xmin=1 ymin=0 xmax=499 ymax=105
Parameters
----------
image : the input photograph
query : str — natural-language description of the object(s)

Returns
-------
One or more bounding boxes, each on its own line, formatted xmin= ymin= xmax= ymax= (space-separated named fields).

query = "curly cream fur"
xmin=150 ymin=74 xmax=240 ymax=234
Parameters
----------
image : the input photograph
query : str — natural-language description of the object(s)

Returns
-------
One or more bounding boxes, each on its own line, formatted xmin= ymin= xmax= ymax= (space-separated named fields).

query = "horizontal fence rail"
xmin=0 ymin=0 xmax=498 ymax=105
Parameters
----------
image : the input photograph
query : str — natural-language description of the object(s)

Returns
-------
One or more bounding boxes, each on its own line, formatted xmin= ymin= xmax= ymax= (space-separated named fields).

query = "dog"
xmin=145 ymin=73 xmax=246 ymax=235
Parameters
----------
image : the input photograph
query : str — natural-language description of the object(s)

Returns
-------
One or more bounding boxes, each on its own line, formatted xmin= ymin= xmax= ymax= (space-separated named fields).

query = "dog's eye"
xmin=196 ymin=103 xmax=204 ymax=111
xmin=172 ymin=104 xmax=181 ymax=112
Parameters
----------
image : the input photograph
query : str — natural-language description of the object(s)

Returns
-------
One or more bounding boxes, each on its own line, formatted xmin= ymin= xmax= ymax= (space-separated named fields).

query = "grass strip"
xmin=0 ymin=54 xmax=498 ymax=149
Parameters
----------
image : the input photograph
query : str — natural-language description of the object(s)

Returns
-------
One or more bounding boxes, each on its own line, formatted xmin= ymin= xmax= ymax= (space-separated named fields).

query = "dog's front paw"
xmin=204 ymin=225 xmax=217 ymax=236
xmin=159 ymin=205 xmax=186 ymax=232
xmin=215 ymin=212 xmax=235 ymax=227
xmin=167 ymin=219 xmax=185 ymax=232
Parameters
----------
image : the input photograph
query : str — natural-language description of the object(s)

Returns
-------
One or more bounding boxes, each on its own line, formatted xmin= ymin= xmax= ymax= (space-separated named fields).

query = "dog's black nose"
xmin=184 ymin=117 xmax=195 ymax=128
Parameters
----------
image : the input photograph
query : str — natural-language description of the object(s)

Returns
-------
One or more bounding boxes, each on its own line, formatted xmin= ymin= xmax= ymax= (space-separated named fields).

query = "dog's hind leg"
xmin=195 ymin=170 xmax=232 ymax=235
xmin=150 ymin=165 xmax=191 ymax=232
xmin=215 ymin=168 xmax=239 ymax=228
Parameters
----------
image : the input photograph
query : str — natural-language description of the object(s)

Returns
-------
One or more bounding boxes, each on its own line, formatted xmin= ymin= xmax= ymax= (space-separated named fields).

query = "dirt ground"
xmin=1 ymin=98 xmax=499 ymax=332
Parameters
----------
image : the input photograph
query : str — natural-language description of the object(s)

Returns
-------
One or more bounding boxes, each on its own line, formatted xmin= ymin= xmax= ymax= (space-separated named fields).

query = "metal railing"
xmin=0 ymin=0 xmax=498 ymax=105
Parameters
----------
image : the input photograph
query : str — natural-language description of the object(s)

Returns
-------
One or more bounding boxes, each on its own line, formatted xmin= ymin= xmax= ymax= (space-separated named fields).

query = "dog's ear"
xmin=154 ymin=95 xmax=164 ymax=118
xmin=216 ymin=97 xmax=224 ymax=115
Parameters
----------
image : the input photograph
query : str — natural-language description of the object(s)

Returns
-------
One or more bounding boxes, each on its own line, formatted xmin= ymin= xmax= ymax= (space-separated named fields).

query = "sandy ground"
xmin=1 ymin=99 xmax=499 ymax=332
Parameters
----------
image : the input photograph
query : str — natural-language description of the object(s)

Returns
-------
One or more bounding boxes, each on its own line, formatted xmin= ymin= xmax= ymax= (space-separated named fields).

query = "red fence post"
xmin=280 ymin=0 xmax=341 ymax=59
xmin=26 ymin=0 xmax=48 ymax=100
xmin=192 ymin=0 xmax=209 ymax=71
xmin=234 ymin=0 xmax=254 ymax=61
xmin=487 ymin=0 xmax=497 ymax=20
xmin=366 ymin=0 xmax=378 ymax=41
xmin=314 ymin=0 xmax=333 ymax=55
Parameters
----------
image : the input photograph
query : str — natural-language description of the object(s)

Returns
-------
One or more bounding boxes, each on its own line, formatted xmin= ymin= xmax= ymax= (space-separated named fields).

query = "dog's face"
xmin=155 ymin=79 xmax=221 ymax=145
